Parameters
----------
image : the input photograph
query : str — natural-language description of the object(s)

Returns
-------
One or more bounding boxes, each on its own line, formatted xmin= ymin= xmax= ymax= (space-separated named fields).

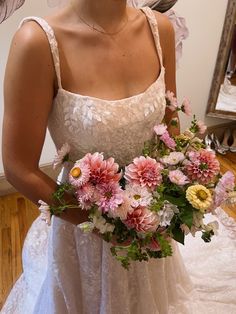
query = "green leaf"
xmin=171 ymin=225 xmax=185 ymax=244
xmin=179 ymin=206 xmax=194 ymax=228
xmin=164 ymin=194 xmax=186 ymax=207
xmin=201 ymin=230 xmax=213 ymax=243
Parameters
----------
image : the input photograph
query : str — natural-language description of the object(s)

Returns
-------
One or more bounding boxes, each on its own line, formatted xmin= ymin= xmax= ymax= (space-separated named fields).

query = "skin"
xmin=2 ymin=0 xmax=178 ymax=225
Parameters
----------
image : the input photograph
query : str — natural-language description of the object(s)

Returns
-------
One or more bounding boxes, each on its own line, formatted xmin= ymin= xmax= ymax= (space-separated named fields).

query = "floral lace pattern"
xmin=2 ymin=7 xmax=236 ymax=314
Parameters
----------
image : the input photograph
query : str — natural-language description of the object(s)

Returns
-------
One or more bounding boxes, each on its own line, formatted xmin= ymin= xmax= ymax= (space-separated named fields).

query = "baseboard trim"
xmin=0 ymin=163 xmax=58 ymax=197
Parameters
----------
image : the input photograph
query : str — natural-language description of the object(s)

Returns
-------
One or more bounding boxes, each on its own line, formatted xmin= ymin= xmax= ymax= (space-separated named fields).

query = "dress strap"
xmin=18 ymin=17 xmax=62 ymax=88
xmin=140 ymin=7 xmax=164 ymax=68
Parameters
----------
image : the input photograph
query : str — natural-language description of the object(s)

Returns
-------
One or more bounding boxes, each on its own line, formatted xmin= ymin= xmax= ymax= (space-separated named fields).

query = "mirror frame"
xmin=206 ymin=0 xmax=236 ymax=120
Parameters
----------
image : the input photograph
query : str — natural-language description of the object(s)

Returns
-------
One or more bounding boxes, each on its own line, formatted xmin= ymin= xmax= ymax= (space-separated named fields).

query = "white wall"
xmin=0 ymin=0 xmax=230 ymax=175
xmin=175 ymin=0 xmax=229 ymax=130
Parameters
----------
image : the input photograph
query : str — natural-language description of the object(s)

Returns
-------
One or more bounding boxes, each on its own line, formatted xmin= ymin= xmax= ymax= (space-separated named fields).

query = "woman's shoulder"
xmin=12 ymin=18 xmax=52 ymax=56
xmin=152 ymin=10 xmax=174 ymax=35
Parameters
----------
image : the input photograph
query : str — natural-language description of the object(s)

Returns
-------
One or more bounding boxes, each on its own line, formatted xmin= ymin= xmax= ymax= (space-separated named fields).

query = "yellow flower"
xmin=70 ymin=167 xmax=81 ymax=178
xmin=186 ymin=185 xmax=212 ymax=212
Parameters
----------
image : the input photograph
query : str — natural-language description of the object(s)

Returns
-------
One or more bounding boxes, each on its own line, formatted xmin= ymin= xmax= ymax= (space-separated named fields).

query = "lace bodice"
xmin=20 ymin=7 xmax=166 ymax=166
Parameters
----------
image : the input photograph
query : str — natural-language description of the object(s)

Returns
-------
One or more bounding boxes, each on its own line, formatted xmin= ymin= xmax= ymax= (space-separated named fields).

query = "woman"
xmin=2 ymin=0 xmax=236 ymax=313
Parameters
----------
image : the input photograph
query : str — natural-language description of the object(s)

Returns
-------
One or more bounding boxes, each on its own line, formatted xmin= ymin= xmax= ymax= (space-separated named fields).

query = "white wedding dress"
xmin=2 ymin=7 xmax=236 ymax=314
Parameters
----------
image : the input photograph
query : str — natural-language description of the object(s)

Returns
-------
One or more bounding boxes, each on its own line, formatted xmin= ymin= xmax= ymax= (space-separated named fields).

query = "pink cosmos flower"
xmin=169 ymin=170 xmax=189 ymax=185
xmin=160 ymin=131 xmax=176 ymax=150
xmin=184 ymin=149 xmax=220 ymax=184
xmin=75 ymin=183 xmax=96 ymax=210
xmin=125 ymin=184 xmax=152 ymax=208
xmin=53 ymin=143 xmax=70 ymax=170
xmin=96 ymin=182 xmax=124 ymax=213
xmin=125 ymin=156 xmax=163 ymax=190
xmin=69 ymin=162 xmax=90 ymax=188
xmin=166 ymin=90 xmax=178 ymax=112
xmin=109 ymin=195 xmax=133 ymax=220
xmin=82 ymin=152 xmax=121 ymax=185
xmin=181 ymin=97 xmax=191 ymax=116
xmin=196 ymin=120 xmax=207 ymax=134
xmin=154 ymin=124 xmax=167 ymax=136
xmin=161 ymin=152 xmax=185 ymax=165
xmin=124 ymin=206 xmax=160 ymax=233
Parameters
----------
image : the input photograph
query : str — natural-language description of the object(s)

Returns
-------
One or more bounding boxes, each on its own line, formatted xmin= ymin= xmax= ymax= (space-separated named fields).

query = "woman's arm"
xmin=2 ymin=22 xmax=87 ymax=225
xmin=155 ymin=11 xmax=180 ymax=135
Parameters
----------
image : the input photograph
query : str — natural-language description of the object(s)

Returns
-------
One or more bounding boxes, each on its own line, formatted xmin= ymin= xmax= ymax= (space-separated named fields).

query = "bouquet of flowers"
xmin=39 ymin=92 xmax=236 ymax=269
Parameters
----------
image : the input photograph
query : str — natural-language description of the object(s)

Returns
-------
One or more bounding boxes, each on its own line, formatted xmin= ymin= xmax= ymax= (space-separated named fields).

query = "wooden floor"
xmin=0 ymin=194 xmax=38 ymax=309
xmin=0 ymin=152 xmax=236 ymax=309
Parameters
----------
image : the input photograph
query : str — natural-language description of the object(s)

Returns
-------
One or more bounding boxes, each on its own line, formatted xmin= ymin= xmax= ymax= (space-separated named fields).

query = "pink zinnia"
xmin=181 ymin=97 xmax=191 ymax=116
xmin=184 ymin=149 xmax=220 ymax=184
xmin=96 ymin=182 xmax=124 ymax=213
xmin=160 ymin=131 xmax=176 ymax=150
xmin=166 ymin=90 xmax=178 ymax=112
xmin=125 ymin=156 xmax=163 ymax=190
xmin=124 ymin=206 xmax=160 ymax=233
xmin=169 ymin=170 xmax=189 ymax=185
xmin=82 ymin=152 xmax=121 ymax=185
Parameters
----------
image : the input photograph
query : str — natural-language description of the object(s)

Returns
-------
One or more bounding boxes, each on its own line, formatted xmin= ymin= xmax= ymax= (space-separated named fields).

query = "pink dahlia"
xmin=124 ymin=156 xmax=163 ymax=190
xmin=124 ymin=206 xmax=160 ymax=233
xmin=75 ymin=183 xmax=96 ymax=210
xmin=184 ymin=149 xmax=220 ymax=184
xmin=160 ymin=131 xmax=176 ymax=150
xmin=96 ymin=182 xmax=124 ymax=213
xmin=69 ymin=162 xmax=90 ymax=188
xmin=82 ymin=153 xmax=121 ymax=185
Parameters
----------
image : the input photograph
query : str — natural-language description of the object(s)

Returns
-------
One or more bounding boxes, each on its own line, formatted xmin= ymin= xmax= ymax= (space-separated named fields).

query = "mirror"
xmin=207 ymin=0 xmax=236 ymax=120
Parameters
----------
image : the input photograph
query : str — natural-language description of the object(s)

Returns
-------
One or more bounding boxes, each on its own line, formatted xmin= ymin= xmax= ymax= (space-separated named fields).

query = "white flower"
xmin=158 ymin=201 xmax=179 ymax=227
xmin=92 ymin=211 xmax=115 ymax=234
xmin=189 ymin=211 xmax=204 ymax=236
xmin=38 ymin=200 xmax=51 ymax=226
xmin=183 ymin=129 xmax=195 ymax=139
xmin=77 ymin=221 xmax=94 ymax=233
xmin=204 ymin=221 xmax=219 ymax=236
xmin=53 ymin=143 xmax=71 ymax=170
xmin=125 ymin=184 xmax=152 ymax=208
xmin=161 ymin=152 xmax=185 ymax=166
